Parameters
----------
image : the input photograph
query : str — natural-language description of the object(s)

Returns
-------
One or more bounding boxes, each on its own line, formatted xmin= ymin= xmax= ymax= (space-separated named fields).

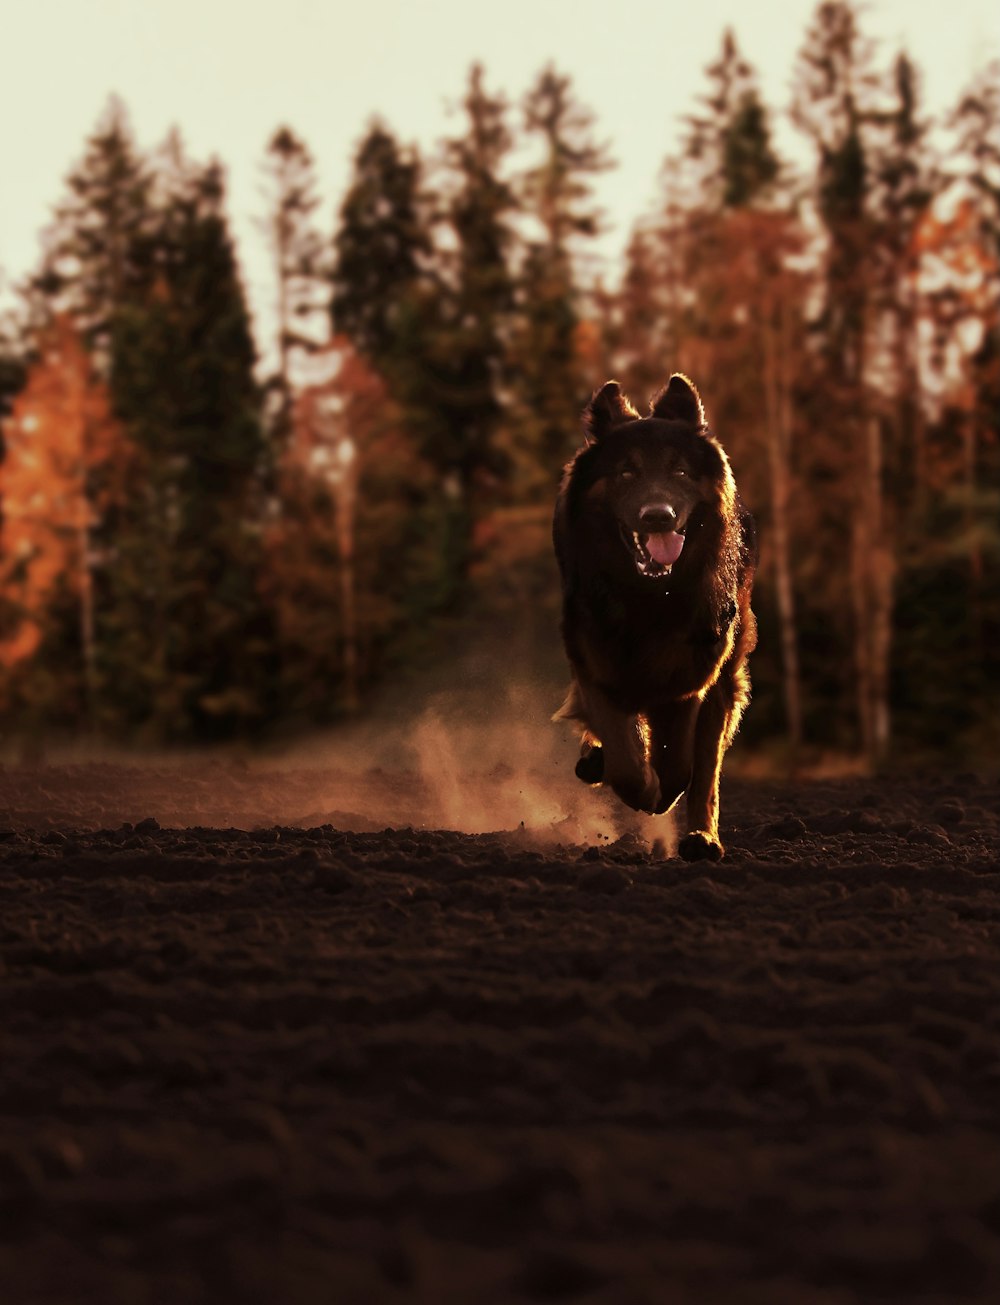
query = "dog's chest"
xmin=574 ymin=579 xmax=728 ymax=700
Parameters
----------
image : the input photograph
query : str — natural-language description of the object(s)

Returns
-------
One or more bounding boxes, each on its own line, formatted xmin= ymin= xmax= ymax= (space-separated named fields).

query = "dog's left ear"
xmin=583 ymin=380 xmax=639 ymax=442
xmin=650 ymin=373 xmax=706 ymax=427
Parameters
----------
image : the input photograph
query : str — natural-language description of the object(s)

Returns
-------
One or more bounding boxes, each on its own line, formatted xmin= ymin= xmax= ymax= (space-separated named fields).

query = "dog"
xmin=553 ymin=373 xmax=757 ymax=861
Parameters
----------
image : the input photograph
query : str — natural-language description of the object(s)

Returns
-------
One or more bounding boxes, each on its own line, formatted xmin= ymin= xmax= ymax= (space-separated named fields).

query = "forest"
xmin=0 ymin=0 xmax=997 ymax=767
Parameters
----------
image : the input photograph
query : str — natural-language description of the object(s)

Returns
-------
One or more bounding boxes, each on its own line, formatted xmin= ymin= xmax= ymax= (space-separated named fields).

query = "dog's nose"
xmin=638 ymin=503 xmax=677 ymax=531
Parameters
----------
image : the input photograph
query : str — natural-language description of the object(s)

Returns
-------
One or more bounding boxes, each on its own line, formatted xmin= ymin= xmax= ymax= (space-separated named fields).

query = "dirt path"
xmin=1 ymin=767 xmax=999 ymax=1303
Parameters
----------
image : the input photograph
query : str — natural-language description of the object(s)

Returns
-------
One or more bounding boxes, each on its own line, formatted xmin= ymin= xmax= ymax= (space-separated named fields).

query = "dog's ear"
xmin=583 ymin=380 xmax=639 ymax=442
xmin=650 ymin=373 xmax=706 ymax=426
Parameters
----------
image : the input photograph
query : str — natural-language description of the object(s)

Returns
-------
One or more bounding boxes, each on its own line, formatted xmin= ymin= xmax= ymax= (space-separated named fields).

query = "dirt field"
xmin=1 ymin=761 xmax=999 ymax=1304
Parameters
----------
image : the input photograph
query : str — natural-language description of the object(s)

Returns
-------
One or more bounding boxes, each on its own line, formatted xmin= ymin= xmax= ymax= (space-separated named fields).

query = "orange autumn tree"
xmin=916 ymin=192 xmax=999 ymax=529
xmin=0 ymin=315 xmax=122 ymax=721
xmin=262 ymin=336 xmax=440 ymax=724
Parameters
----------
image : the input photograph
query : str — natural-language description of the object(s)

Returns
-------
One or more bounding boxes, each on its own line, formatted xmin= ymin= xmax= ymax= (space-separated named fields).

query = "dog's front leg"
xmin=575 ymin=679 xmax=660 ymax=814
xmin=679 ymin=681 xmax=729 ymax=861
xmin=646 ymin=699 xmax=699 ymax=816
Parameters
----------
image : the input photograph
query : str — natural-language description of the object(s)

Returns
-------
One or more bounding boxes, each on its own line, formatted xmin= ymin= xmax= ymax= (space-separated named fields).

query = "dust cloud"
xmin=2 ymin=678 xmax=675 ymax=854
xmin=302 ymin=678 xmax=675 ymax=853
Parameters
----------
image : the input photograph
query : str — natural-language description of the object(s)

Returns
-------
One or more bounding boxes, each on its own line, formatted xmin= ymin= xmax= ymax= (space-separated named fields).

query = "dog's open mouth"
xmin=623 ymin=527 xmax=686 ymax=577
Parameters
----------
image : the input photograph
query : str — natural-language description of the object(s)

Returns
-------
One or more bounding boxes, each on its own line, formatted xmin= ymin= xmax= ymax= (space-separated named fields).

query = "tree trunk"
xmin=866 ymin=413 xmax=892 ymax=765
xmin=901 ymin=273 xmax=927 ymax=517
xmin=75 ymin=487 xmax=97 ymax=734
xmin=850 ymin=498 xmax=875 ymax=762
xmin=851 ymin=408 xmax=893 ymax=767
xmin=762 ymin=306 xmax=803 ymax=757
xmin=274 ymin=209 xmax=292 ymax=434
xmin=68 ymin=353 xmax=99 ymax=733
xmin=962 ymin=402 xmax=981 ymax=585
xmin=335 ymin=459 xmax=359 ymax=711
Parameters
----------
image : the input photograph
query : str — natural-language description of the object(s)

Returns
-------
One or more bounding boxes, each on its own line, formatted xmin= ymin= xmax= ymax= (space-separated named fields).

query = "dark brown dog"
xmin=553 ymin=373 xmax=757 ymax=861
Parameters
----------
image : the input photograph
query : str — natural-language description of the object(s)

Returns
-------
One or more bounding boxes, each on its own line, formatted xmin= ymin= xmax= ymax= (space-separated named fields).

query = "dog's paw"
xmin=678 ymin=831 xmax=724 ymax=862
xmin=575 ymin=745 xmax=604 ymax=785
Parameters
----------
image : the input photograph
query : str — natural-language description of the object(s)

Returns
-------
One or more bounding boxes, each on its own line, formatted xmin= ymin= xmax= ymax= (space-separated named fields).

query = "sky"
xmin=2 ymin=0 xmax=998 ymax=352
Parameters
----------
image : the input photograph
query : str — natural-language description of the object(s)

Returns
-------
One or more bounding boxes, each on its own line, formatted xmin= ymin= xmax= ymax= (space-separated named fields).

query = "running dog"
xmin=553 ymin=373 xmax=757 ymax=861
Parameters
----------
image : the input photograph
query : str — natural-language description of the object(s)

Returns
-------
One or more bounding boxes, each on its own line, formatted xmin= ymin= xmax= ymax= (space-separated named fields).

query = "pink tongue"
xmin=646 ymin=531 xmax=685 ymax=566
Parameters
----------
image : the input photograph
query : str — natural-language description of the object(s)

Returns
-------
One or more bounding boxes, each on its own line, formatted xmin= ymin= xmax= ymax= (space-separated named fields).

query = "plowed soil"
xmin=1 ymin=763 xmax=999 ymax=1304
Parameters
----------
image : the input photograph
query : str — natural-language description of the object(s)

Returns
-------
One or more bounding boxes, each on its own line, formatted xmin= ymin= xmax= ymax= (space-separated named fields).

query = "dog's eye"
xmin=618 ymin=467 xmax=636 ymax=480
xmin=675 ymin=468 xmax=688 ymax=478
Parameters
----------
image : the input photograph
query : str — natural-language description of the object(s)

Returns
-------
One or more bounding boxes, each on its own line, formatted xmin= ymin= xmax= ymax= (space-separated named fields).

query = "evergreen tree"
xmin=792 ymin=1 xmax=892 ymax=761
xmin=31 ymin=96 xmax=151 ymax=372
xmin=951 ymin=58 xmax=1000 ymax=255
xmin=512 ymin=65 xmax=612 ymax=479
xmin=329 ymin=125 xmax=446 ymax=456
xmin=610 ymin=227 xmax=667 ymax=403
xmin=868 ymin=52 xmax=934 ymax=507
xmin=436 ymin=63 xmax=518 ymax=498
xmin=0 ymin=300 xmax=27 ymax=421
xmin=259 ymin=126 xmax=329 ymax=427
xmin=949 ymin=58 xmax=1000 ymax=466
xmin=672 ymin=28 xmax=785 ymax=361
xmin=330 ymin=115 xmax=498 ymax=603
xmin=928 ymin=58 xmax=1000 ymax=754
xmin=792 ymin=1 xmax=876 ymax=393
xmin=109 ymin=151 xmax=274 ymax=739
xmin=685 ymin=29 xmax=780 ymax=210
xmin=330 ymin=122 xmax=430 ymax=364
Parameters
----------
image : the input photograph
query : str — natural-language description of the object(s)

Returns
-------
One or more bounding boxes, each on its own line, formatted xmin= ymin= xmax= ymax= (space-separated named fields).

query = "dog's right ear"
xmin=650 ymin=373 xmax=706 ymax=426
xmin=583 ymin=380 xmax=639 ymax=442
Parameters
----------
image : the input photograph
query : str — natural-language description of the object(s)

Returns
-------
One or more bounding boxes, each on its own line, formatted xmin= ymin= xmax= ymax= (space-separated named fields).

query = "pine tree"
xmin=329 ymin=124 xmax=441 ymax=448
xmin=862 ymin=54 xmax=941 ymax=763
xmin=792 ymin=1 xmax=876 ymax=395
xmin=868 ymin=51 xmax=934 ymax=507
xmin=671 ymin=29 xmax=785 ymax=366
xmin=31 ymin=96 xmax=151 ymax=372
xmin=512 ymin=65 xmax=612 ymax=480
xmin=259 ymin=126 xmax=329 ymax=426
xmin=949 ymin=58 xmax=1000 ymax=481
xmin=109 ymin=151 xmax=274 ymax=739
xmin=329 ymin=118 xmax=485 ymax=604
xmin=685 ymin=28 xmax=780 ymax=210
xmin=792 ymin=0 xmax=892 ymax=761
xmin=925 ymin=58 xmax=1000 ymax=755
xmin=437 ymin=63 xmax=518 ymax=499
xmin=0 ymin=301 xmax=27 ymax=421
xmin=607 ymin=230 xmax=662 ymax=402
xmin=330 ymin=123 xmax=430 ymax=364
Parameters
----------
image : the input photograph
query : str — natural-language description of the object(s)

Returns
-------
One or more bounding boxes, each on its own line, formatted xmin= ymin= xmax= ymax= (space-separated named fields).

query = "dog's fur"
xmin=553 ymin=374 xmax=757 ymax=861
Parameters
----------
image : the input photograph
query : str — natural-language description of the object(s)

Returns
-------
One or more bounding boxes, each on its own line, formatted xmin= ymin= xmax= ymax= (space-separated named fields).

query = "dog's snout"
xmin=638 ymin=503 xmax=677 ymax=531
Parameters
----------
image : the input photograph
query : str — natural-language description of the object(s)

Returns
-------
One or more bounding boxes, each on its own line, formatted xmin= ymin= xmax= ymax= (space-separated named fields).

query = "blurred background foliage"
xmin=0 ymin=0 xmax=997 ymax=768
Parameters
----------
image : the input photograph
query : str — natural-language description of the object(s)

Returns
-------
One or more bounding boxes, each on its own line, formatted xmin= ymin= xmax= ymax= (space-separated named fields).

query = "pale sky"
xmin=2 ymin=0 xmax=997 ymax=354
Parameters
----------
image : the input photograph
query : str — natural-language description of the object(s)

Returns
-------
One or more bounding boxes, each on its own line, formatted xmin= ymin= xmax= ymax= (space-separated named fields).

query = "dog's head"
xmin=578 ymin=374 xmax=734 ymax=580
